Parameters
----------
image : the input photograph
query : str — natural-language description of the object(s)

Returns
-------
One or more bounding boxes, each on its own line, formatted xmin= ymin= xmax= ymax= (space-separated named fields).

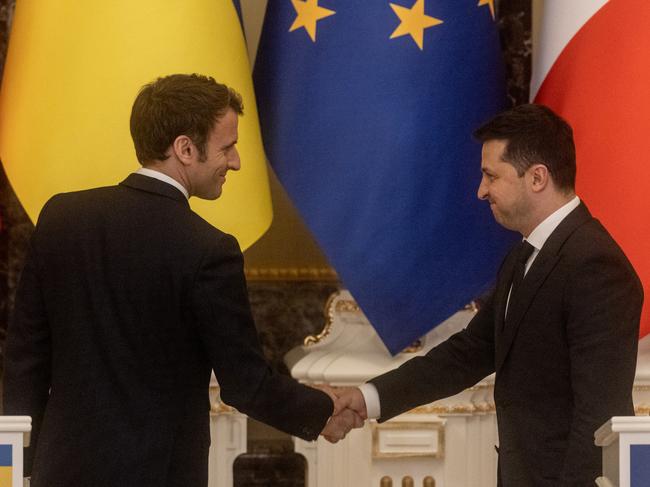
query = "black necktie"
xmin=507 ymin=240 xmax=535 ymax=316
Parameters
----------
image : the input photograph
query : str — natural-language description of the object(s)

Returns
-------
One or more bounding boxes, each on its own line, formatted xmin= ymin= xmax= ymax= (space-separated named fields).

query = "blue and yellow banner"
xmin=254 ymin=0 xmax=516 ymax=353
xmin=0 ymin=444 xmax=12 ymax=487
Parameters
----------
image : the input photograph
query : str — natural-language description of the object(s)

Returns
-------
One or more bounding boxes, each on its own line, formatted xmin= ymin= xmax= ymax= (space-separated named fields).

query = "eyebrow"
xmin=221 ymin=139 xmax=238 ymax=150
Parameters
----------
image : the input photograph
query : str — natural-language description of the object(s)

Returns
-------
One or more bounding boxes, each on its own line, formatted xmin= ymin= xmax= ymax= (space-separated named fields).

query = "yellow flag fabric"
xmin=0 ymin=0 xmax=271 ymax=250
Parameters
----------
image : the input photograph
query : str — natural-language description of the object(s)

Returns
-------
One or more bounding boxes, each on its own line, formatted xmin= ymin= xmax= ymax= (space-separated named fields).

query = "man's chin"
xmin=492 ymin=212 xmax=510 ymax=230
xmin=196 ymin=191 xmax=221 ymax=201
xmin=494 ymin=215 xmax=519 ymax=232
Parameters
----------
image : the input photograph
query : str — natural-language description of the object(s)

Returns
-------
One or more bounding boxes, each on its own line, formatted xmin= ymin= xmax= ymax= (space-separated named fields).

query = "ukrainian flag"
xmin=0 ymin=0 xmax=271 ymax=250
xmin=0 ymin=445 xmax=12 ymax=487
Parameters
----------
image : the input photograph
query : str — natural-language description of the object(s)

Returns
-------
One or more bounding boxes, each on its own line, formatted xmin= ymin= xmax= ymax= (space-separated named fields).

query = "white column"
xmin=208 ymin=381 xmax=247 ymax=487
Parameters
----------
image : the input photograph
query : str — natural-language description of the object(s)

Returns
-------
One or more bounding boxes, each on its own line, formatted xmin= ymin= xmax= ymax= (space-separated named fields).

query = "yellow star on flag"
xmin=478 ymin=0 xmax=496 ymax=19
xmin=289 ymin=0 xmax=335 ymax=42
xmin=389 ymin=0 xmax=443 ymax=50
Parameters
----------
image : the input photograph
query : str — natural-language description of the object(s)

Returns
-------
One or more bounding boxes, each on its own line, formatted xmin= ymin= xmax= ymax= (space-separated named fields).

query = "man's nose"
xmin=228 ymin=148 xmax=241 ymax=171
xmin=477 ymin=179 xmax=488 ymax=200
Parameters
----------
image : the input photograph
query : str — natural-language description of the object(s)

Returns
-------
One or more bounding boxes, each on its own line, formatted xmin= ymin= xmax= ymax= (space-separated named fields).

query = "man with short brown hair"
xmin=3 ymin=73 xmax=358 ymax=486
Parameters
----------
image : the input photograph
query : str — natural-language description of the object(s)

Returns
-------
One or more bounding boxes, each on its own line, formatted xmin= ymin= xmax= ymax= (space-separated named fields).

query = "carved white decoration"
xmin=288 ymin=290 xmax=497 ymax=487
xmin=208 ymin=375 xmax=247 ymax=487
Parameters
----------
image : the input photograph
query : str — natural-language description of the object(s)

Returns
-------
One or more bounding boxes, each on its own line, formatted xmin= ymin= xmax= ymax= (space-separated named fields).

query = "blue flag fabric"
xmin=254 ymin=0 xmax=517 ymax=354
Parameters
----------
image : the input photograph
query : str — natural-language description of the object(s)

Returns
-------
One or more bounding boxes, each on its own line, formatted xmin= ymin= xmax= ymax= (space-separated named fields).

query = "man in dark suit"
xmin=2 ymin=73 xmax=358 ymax=486
xmin=335 ymin=104 xmax=643 ymax=486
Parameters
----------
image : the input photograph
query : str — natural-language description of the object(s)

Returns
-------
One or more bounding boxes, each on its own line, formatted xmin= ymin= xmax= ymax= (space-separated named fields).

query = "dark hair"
xmin=473 ymin=104 xmax=576 ymax=191
xmin=130 ymin=73 xmax=243 ymax=163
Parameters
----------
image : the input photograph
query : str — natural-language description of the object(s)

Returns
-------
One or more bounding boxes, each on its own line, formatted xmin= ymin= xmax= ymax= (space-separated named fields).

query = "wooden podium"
xmin=0 ymin=417 xmax=31 ymax=487
xmin=595 ymin=416 xmax=650 ymax=487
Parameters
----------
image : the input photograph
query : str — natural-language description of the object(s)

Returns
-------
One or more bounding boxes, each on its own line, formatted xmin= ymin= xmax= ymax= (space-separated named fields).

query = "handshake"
xmin=316 ymin=386 xmax=369 ymax=443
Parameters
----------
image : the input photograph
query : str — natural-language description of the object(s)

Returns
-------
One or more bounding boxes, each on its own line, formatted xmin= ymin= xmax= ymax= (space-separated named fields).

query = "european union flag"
xmin=254 ymin=0 xmax=516 ymax=354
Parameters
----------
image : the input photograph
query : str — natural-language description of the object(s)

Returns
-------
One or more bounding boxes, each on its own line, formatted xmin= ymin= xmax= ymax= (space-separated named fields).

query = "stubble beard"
xmin=492 ymin=195 xmax=532 ymax=235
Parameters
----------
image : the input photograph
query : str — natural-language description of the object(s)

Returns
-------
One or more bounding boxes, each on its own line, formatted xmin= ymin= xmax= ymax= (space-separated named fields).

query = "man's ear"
xmin=171 ymin=135 xmax=195 ymax=166
xmin=529 ymin=164 xmax=550 ymax=193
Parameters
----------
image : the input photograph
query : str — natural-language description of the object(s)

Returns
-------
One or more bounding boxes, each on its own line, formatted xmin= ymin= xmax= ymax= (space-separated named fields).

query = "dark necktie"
xmin=506 ymin=240 xmax=535 ymax=317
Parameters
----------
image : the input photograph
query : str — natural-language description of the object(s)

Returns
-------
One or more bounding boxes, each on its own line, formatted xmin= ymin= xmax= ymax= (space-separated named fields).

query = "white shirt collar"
xmin=135 ymin=167 xmax=189 ymax=199
xmin=525 ymin=196 xmax=580 ymax=251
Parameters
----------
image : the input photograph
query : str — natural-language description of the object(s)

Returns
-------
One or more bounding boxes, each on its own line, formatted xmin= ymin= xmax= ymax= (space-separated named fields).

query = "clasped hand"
xmin=315 ymin=386 xmax=369 ymax=443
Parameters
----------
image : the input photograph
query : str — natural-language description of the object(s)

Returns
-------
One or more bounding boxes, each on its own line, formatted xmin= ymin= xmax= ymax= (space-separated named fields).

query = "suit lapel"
xmin=494 ymin=202 xmax=593 ymax=373
xmin=495 ymin=251 xmax=561 ymax=372
xmin=494 ymin=246 xmax=518 ymax=342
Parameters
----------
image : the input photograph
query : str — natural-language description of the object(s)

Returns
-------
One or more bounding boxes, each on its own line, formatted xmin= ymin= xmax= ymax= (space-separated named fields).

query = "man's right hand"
xmin=313 ymin=385 xmax=368 ymax=443
xmin=320 ymin=408 xmax=364 ymax=443
xmin=332 ymin=387 xmax=368 ymax=419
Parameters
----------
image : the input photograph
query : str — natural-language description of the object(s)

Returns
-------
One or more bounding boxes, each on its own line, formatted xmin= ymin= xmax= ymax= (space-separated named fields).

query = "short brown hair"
xmin=130 ymin=73 xmax=243 ymax=163
xmin=473 ymin=104 xmax=576 ymax=191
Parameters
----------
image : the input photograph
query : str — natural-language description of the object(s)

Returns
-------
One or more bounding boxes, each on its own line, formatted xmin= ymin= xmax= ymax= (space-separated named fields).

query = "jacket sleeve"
xmin=3 ymin=238 xmax=52 ymax=476
xmin=370 ymin=291 xmax=497 ymax=422
xmin=190 ymin=234 xmax=333 ymax=441
xmin=560 ymin=251 xmax=642 ymax=486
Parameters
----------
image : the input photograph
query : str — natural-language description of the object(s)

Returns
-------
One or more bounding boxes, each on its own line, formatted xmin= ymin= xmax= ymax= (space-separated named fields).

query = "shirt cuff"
xmin=358 ymin=382 xmax=381 ymax=419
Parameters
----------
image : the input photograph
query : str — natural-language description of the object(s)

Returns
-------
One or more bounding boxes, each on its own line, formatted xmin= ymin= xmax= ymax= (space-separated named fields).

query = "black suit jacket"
xmin=371 ymin=203 xmax=643 ymax=487
xmin=3 ymin=174 xmax=333 ymax=487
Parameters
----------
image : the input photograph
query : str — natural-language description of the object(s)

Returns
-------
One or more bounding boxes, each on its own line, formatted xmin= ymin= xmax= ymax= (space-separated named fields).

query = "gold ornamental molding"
xmin=209 ymin=385 xmax=238 ymax=415
xmin=211 ymin=402 xmax=237 ymax=415
xmin=474 ymin=402 xmax=495 ymax=413
xmin=304 ymin=329 xmax=331 ymax=346
xmin=635 ymin=405 xmax=650 ymax=415
xmin=332 ymin=299 xmax=360 ymax=313
xmin=632 ymin=384 xmax=650 ymax=416
xmin=409 ymin=403 xmax=480 ymax=415
xmin=304 ymin=292 xmax=363 ymax=346
xmin=302 ymin=291 xmax=430 ymax=353
xmin=401 ymin=339 xmax=424 ymax=353
xmin=244 ymin=266 xmax=338 ymax=281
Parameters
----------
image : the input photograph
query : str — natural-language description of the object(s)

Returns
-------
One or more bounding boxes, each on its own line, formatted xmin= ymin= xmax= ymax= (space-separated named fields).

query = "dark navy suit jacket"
xmin=3 ymin=174 xmax=332 ymax=486
xmin=371 ymin=203 xmax=642 ymax=487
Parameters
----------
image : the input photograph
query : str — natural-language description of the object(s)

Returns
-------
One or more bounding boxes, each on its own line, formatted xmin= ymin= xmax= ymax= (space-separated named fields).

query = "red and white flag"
xmin=532 ymin=0 xmax=650 ymax=338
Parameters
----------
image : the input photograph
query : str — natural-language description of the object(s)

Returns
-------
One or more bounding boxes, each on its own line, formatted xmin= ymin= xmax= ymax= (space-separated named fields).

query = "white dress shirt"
xmin=523 ymin=196 xmax=580 ymax=274
xmin=359 ymin=196 xmax=581 ymax=420
xmin=136 ymin=167 xmax=189 ymax=199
